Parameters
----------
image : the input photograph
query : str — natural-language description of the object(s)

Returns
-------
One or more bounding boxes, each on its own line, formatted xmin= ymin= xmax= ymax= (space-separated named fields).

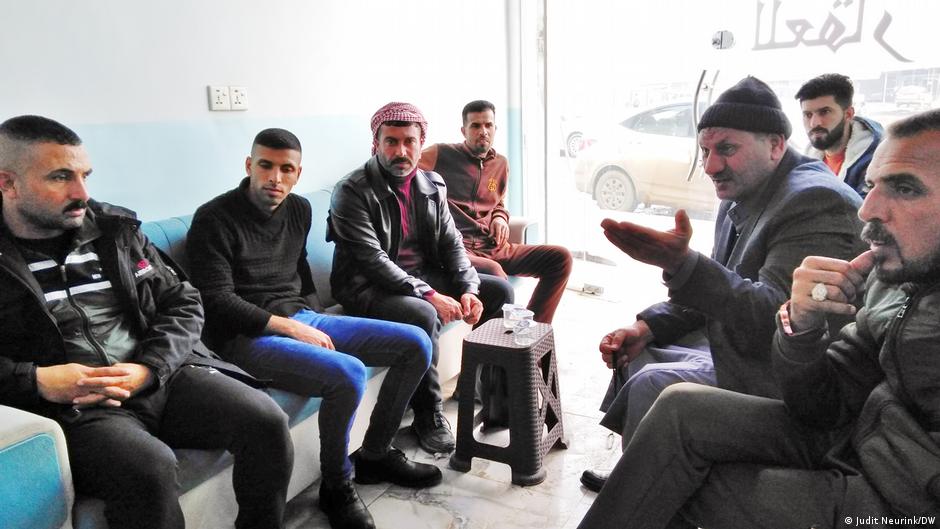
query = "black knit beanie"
xmin=697 ymin=76 xmax=792 ymax=138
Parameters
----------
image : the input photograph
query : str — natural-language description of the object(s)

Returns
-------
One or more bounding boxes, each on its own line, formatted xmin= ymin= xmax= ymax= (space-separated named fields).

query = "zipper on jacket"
xmin=60 ymin=263 xmax=112 ymax=366
xmin=882 ymin=282 xmax=940 ymax=422
xmin=474 ymin=158 xmax=484 ymax=214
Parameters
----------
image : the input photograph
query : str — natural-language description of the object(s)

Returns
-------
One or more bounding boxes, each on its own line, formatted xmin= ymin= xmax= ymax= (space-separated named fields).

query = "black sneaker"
xmin=412 ymin=410 xmax=456 ymax=454
xmin=354 ymin=447 xmax=443 ymax=488
xmin=318 ymin=480 xmax=376 ymax=529
xmin=579 ymin=469 xmax=609 ymax=493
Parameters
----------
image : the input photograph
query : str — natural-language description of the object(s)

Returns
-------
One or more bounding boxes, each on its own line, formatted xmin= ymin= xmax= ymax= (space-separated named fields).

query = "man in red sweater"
xmin=419 ymin=100 xmax=572 ymax=323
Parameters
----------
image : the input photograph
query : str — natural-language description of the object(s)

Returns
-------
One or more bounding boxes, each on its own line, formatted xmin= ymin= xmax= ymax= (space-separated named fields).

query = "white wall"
xmin=0 ymin=0 xmax=510 ymax=219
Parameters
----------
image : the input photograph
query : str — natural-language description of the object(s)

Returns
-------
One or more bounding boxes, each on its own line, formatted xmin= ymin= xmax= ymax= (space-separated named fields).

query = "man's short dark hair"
xmin=0 ymin=115 xmax=82 ymax=145
xmin=253 ymin=128 xmax=301 ymax=153
xmin=795 ymin=74 xmax=854 ymax=110
xmin=462 ymin=100 xmax=496 ymax=124
xmin=888 ymin=108 xmax=940 ymax=138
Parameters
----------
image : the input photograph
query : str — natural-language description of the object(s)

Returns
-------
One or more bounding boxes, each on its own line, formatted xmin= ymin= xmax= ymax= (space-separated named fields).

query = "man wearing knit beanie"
xmin=329 ymin=102 xmax=514 ymax=455
xmin=578 ymin=76 xmax=867 ymax=496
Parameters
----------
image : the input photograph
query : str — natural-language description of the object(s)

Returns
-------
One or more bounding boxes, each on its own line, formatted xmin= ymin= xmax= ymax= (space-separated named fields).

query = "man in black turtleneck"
xmin=329 ymin=102 xmax=514 ymax=455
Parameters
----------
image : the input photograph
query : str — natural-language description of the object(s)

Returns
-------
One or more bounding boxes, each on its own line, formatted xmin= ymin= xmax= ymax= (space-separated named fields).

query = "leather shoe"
xmin=318 ymin=479 xmax=375 ymax=529
xmin=412 ymin=410 xmax=456 ymax=454
xmin=580 ymin=469 xmax=609 ymax=493
xmin=354 ymin=447 xmax=443 ymax=488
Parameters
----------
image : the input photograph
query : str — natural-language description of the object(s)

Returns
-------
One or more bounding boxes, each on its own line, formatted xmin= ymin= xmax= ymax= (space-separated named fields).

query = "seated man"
xmin=0 ymin=115 xmax=293 ymax=529
xmin=796 ymin=73 xmax=884 ymax=197
xmin=329 ymin=102 xmax=514 ymax=454
xmin=577 ymin=108 xmax=940 ymax=529
xmin=186 ymin=128 xmax=440 ymax=529
xmin=419 ymin=99 xmax=572 ymax=324
xmin=582 ymin=77 xmax=866 ymax=492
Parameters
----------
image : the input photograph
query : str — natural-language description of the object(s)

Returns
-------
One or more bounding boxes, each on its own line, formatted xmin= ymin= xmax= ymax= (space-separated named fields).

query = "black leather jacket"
xmin=0 ymin=200 xmax=244 ymax=417
xmin=328 ymin=157 xmax=480 ymax=312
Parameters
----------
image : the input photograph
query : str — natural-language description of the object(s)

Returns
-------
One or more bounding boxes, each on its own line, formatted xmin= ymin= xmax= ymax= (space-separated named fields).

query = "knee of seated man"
xmin=404 ymin=299 xmax=440 ymax=334
xmin=328 ymin=356 xmax=368 ymax=397
xmin=484 ymin=276 xmax=515 ymax=306
xmin=230 ymin=389 xmax=291 ymax=436
xmin=403 ymin=327 xmax=434 ymax=369
xmin=474 ymin=258 xmax=508 ymax=279
xmin=630 ymin=364 xmax=697 ymax=395
xmin=549 ymin=245 xmax=574 ymax=274
xmin=118 ymin=442 xmax=179 ymax=493
xmin=652 ymin=382 xmax=717 ymax=419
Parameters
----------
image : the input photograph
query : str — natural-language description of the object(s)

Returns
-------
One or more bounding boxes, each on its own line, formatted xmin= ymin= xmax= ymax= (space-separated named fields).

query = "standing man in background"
xmin=796 ymin=73 xmax=883 ymax=196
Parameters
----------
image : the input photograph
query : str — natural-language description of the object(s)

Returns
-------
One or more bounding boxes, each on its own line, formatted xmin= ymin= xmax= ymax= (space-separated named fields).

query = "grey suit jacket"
xmin=638 ymin=148 xmax=866 ymax=399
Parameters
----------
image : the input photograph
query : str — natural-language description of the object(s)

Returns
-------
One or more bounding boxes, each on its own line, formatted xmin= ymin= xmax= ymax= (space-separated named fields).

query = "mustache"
xmin=861 ymin=221 xmax=895 ymax=245
xmin=810 ymin=127 xmax=828 ymax=135
xmin=391 ymin=157 xmax=411 ymax=165
xmin=709 ymin=169 xmax=731 ymax=180
xmin=63 ymin=200 xmax=87 ymax=213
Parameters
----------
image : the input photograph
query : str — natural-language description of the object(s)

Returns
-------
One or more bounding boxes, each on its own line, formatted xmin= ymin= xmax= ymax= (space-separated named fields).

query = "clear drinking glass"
xmin=502 ymin=303 xmax=527 ymax=328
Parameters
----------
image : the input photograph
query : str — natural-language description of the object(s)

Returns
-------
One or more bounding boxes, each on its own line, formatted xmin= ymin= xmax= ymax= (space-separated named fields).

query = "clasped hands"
xmin=36 ymin=362 xmax=155 ymax=408
xmin=427 ymin=292 xmax=484 ymax=325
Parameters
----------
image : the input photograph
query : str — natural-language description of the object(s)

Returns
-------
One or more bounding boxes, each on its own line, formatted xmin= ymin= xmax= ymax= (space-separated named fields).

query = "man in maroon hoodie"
xmin=419 ymin=100 xmax=572 ymax=324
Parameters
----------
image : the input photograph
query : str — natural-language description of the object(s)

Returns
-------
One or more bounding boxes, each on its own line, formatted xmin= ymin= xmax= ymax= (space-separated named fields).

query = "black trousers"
xmin=359 ymin=272 xmax=514 ymax=413
xmin=63 ymin=364 xmax=293 ymax=529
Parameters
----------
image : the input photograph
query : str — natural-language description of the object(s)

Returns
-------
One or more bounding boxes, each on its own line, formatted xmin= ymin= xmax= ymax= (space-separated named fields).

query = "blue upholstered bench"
xmin=0 ymin=188 xmax=536 ymax=529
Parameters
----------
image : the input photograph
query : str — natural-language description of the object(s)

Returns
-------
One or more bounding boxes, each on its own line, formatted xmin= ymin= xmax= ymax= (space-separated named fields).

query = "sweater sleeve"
xmin=186 ymin=208 xmax=272 ymax=337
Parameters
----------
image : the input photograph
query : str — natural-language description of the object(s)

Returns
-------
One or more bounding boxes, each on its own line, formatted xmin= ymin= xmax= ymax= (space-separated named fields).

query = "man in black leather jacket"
xmin=0 ymin=115 xmax=292 ymax=529
xmin=329 ymin=102 xmax=514 ymax=454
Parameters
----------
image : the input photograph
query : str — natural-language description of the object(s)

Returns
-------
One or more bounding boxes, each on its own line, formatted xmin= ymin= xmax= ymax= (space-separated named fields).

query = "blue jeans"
xmin=224 ymin=309 xmax=432 ymax=482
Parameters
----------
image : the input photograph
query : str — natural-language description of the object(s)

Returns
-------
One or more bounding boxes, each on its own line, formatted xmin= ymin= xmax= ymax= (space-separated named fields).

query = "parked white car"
xmin=572 ymin=102 xmax=718 ymax=216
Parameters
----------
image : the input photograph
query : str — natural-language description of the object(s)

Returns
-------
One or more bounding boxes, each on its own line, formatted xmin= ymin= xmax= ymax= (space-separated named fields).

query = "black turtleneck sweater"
xmin=186 ymin=177 xmax=314 ymax=348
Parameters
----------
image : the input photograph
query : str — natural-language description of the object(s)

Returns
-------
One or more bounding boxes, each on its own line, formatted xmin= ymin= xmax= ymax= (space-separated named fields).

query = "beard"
xmin=809 ymin=119 xmax=847 ymax=150
xmin=863 ymin=221 xmax=940 ymax=284
xmin=17 ymin=198 xmax=86 ymax=234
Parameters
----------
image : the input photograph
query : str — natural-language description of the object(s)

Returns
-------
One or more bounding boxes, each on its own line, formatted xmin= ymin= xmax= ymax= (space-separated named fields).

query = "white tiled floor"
xmin=284 ymin=255 xmax=673 ymax=529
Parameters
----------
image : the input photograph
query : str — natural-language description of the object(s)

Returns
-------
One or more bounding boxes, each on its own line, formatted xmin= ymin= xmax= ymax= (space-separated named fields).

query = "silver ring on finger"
xmin=811 ymin=282 xmax=828 ymax=302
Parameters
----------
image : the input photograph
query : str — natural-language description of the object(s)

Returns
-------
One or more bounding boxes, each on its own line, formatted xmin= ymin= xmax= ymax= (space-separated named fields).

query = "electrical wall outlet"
xmin=230 ymin=86 xmax=248 ymax=110
xmin=207 ymin=85 xmax=231 ymax=111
